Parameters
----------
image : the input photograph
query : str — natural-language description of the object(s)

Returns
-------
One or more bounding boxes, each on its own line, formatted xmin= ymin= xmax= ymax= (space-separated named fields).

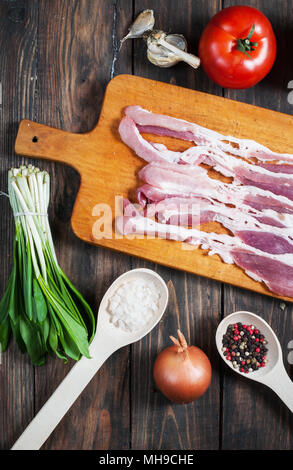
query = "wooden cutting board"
xmin=14 ymin=74 xmax=293 ymax=302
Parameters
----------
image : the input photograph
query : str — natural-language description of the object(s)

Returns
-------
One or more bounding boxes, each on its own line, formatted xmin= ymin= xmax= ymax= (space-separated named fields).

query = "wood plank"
xmin=222 ymin=0 xmax=293 ymax=450
xmin=32 ymin=0 xmax=133 ymax=450
xmin=130 ymin=0 xmax=222 ymax=450
xmin=15 ymin=74 xmax=293 ymax=303
xmin=0 ymin=0 xmax=39 ymax=450
xmin=3 ymin=0 xmax=293 ymax=452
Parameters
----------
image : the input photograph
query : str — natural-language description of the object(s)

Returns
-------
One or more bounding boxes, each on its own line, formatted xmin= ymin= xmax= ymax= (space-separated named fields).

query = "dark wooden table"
xmin=1 ymin=0 xmax=293 ymax=451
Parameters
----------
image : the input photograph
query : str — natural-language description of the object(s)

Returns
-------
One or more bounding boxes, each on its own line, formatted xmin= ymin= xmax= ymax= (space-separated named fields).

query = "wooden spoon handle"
xmin=11 ymin=342 xmax=114 ymax=450
xmin=263 ymin=364 xmax=293 ymax=413
xmin=15 ymin=120 xmax=88 ymax=171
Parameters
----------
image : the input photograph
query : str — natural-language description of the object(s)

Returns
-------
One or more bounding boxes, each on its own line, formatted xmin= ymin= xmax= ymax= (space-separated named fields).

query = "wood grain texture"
xmin=0 ymin=0 xmax=38 ymax=450
xmin=0 ymin=0 xmax=133 ymax=451
xmin=15 ymin=73 xmax=293 ymax=303
xmin=131 ymin=0 xmax=222 ymax=450
xmin=34 ymin=0 xmax=133 ymax=451
xmin=221 ymin=0 xmax=293 ymax=450
xmin=1 ymin=0 xmax=293 ymax=451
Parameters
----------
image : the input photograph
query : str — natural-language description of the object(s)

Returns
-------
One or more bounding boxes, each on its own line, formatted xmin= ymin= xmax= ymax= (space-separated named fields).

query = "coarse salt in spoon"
xmin=216 ymin=311 xmax=293 ymax=413
xmin=11 ymin=268 xmax=169 ymax=450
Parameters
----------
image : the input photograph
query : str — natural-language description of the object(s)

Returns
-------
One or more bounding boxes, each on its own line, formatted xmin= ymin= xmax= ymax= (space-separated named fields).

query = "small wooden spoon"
xmin=11 ymin=268 xmax=169 ymax=450
xmin=216 ymin=311 xmax=293 ymax=413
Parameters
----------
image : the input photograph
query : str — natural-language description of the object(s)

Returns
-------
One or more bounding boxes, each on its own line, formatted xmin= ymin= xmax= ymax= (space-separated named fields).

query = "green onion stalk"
xmin=0 ymin=165 xmax=95 ymax=365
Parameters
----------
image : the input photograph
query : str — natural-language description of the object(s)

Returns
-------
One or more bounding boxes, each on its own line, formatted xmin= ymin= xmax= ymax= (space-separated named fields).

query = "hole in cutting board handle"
xmin=32 ymin=136 xmax=38 ymax=143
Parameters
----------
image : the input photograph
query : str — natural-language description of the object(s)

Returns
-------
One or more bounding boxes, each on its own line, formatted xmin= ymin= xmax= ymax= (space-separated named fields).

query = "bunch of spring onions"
xmin=0 ymin=165 xmax=95 ymax=365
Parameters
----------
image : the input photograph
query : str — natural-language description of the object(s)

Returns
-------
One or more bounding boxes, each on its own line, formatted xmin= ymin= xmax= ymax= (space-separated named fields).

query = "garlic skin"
xmin=147 ymin=33 xmax=187 ymax=68
xmin=120 ymin=9 xmax=155 ymax=47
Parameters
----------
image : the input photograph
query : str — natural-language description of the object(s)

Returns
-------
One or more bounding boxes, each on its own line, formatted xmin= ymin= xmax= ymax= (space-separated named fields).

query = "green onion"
xmin=0 ymin=165 xmax=95 ymax=365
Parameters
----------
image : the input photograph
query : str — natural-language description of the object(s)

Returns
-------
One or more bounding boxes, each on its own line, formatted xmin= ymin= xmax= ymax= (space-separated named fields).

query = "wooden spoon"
xmin=11 ymin=268 xmax=169 ymax=450
xmin=216 ymin=311 xmax=293 ymax=412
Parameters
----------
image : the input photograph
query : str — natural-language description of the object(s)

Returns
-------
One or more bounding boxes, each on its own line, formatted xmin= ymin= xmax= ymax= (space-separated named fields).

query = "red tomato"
xmin=198 ymin=6 xmax=277 ymax=89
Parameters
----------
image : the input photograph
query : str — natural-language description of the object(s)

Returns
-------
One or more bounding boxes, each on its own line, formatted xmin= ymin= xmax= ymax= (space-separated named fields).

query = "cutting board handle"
xmin=15 ymin=120 xmax=88 ymax=171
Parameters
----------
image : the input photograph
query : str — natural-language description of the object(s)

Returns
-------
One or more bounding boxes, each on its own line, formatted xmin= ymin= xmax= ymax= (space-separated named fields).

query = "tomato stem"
xmin=236 ymin=24 xmax=258 ymax=59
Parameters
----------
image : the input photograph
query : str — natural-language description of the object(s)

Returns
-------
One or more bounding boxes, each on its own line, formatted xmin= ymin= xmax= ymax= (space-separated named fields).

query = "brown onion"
xmin=153 ymin=330 xmax=212 ymax=404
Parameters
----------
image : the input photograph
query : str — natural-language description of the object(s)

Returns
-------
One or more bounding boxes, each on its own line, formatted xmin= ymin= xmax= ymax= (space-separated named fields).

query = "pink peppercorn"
xmin=222 ymin=322 xmax=268 ymax=374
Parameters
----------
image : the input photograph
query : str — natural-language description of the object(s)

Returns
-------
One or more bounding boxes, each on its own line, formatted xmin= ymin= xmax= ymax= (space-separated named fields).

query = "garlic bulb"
xmin=147 ymin=33 xmax=187 ymax=68
xmin=120 ymin=10 xmax=200 ymax=70
xmin=147 ymin=31 xmax=200 ymax=69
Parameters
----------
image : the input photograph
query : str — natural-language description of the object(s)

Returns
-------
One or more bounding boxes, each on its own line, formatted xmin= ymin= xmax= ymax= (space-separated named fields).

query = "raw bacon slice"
xmin=253 ymin=216 xmax=285 ymax=229
xmin=243 ymin=193 xmax=293 ymax=215
xmin=117 ymin=199 xmax=237 ymax=265
xmin=124 ymin=105 xmax=293 ymax=163
xmin=236 ymin=231 xmax=293 ymax=255
xmin=145 ymin=197 xmax=214 ymax=226
xmin=145 ymin=196 xmax=289 ymax=233
xmin=121 ymin=201 xmax=293 ymax=262
xmin=138 ymin=161 xmax=293 ymax=228
xmin=195 ymin=148 xmax=293 ymax=201
xmin=117 ymin=200 xmax=293 ymax=297
xmin=119 ymin=114 xmax=293 ymax=201
xmin=234 ymin=168 xmax=293 ymax=201
xmin=137 ymin=178 xmax=293 ymax=225
xmin=182 ymin=145 xmax=293 ymax=182
xmin=118 ymin=107 xmax=293 ymax=298
xmin=119 ymin=116 xmax=181 ymax=163
xmin=125 ymin=105 xmax=231 ymax=146
xmin=137 ymin=124 xmax=196 ymax=142
xmin=136 ymin=184 xmax=169 ymax=206
xmin=232 ymin=251 xmax=293 ymax=298
xmin=144 ymin=196 xmax=293 ymax=255
xmin=258 ymin=163 xmax=293 ymax=174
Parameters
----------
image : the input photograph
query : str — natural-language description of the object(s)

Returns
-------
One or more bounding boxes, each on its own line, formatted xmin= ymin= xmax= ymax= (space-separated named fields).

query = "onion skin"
xmin=153 ymin=336 xmax=212 ymax=404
